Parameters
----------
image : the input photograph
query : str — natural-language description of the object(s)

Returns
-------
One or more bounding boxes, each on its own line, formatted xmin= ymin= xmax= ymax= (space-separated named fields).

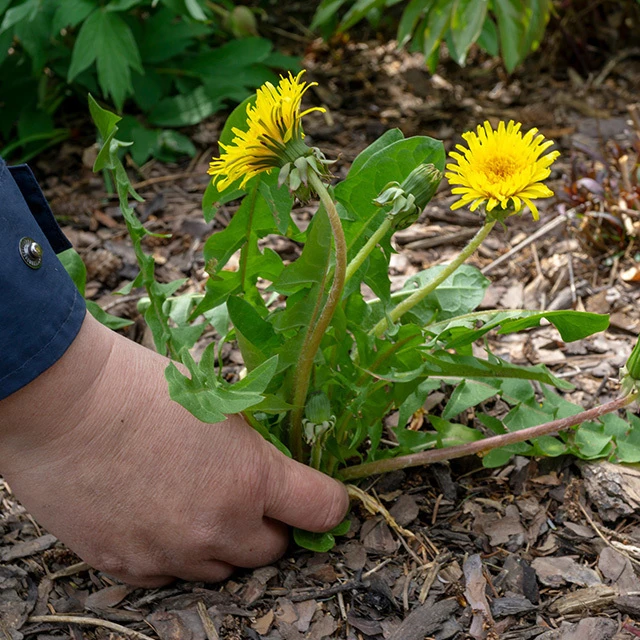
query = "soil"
xmin=3 ymin=10 xmax=640 ymax=640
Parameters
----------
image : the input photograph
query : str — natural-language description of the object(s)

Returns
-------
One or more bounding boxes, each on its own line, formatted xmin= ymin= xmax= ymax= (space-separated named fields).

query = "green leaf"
xmin=258 ymin=171 xmax=294 ymax=234
xmin=135 ymin=7 xmax=210 ymax=64
xmin=421 ymin=352 xmax=573 ymax=390
xmin=88 ymin=94 xmax=121 ymax=140
xmin=497 ymin=310 xmax=609 ymax=342
xmin=532 ymin=435 xmax=567 ymax=457
xmin=0 ymin=0 xmax=39 ymax=33
xmin=348 ymin=129 xmax=405 ymax=176
xmin=482 ymin=444 xmax=530 ymax=468
xmin=421 ymin=0 xmax=452 ymax=61
xmin=616 ymin=413 xmax=640 ymax=463
xmin=227 ymin=295 xmax=281 ymax=368
xmin=442 ymin=379 xmax=499 ymax=419
xmin=339 ymin=0 xmax=387 ymax=31
xmin=165 ymin=356 xmax=277 ymax=423
xmin=311 ymin=0 xmax=349 ymax=29
xmin=477 ymin=15 xmax=499 ymax=56
xmin=149 ymin=85 xmax=224 ymax=127
xmin=574 ymin=421 xmax=613 ymax=459
xmin=429 ymin=415 xmax=483 ymax=448
xmin=450 ymin=0 xmax=488 ymax=65
xmin=398 ymin=264 xmax=489 ymax=324
xmin=57 ymin=248 xmax=87 ymax=296
xmin=70 ymin=10 xmax=143 ymax=109
xmin=184 ymin=0 xmax=207 ymax=21
xmin=397 ymin=0 xmax=431 ymax=47
xmin=86 ymin=300 xmax=134 ymax=330
xmin=429 ymin=309 xmax=609 ymax=352
xmin=203 ymin=180 xmax=278 ymax=274
xmin=293 ymin=518 xmax=350 ymax=552
xmin=523 ymin=0 xmax=551 ymax=54
xmin=105 ymin=0 xmax=141 ymax=11
xmin=397 ymin=378 xmax=441 ymax=428
xmin=335 ymin=135 xmax=445 ymax=253
xmin=271 ymin=208 xmax=332 ymax=295
xmin=293 ymin=528 xmax=336 ymax=552
xmin=52 ymin=0 xmax=96 ymax=33
xmin=493 ymin=0 xmax=525 ymax=72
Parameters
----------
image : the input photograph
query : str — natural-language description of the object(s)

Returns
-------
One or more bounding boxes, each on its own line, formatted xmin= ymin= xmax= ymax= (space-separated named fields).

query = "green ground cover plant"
xmin=70 ymin=77 xmax=640 ymax=552
xmin=312 ymin=0 xmax=552 ymax=72
xmin=0 ymin=0 xmax=297 ymax=163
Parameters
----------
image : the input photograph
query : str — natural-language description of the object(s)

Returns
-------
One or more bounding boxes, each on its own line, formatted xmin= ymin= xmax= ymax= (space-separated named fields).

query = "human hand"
xmin=0 ymin=314 xmax=348 ymax=586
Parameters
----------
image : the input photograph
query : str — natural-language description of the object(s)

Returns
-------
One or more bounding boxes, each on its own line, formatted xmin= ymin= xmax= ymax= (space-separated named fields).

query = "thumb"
xmin=264 ymin=454 xmax=349 ymax=532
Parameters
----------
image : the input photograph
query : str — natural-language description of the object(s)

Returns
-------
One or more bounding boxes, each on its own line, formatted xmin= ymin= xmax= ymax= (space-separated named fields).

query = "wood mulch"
xmin=3 ymin=19 xmax=640 ymax=640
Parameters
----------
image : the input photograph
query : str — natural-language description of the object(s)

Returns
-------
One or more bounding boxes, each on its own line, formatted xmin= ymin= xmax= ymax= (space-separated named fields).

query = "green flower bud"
xmin=626 ymin=338 xmax=640 ymax=381
xmin=305 ymin=391 xmax=332 ymax=424
xmin=303 ymin=391 xmax=335 ymax=445
xmin=621 ymin=337 xmax=640 ymax=396
xmin=373 ymin=163 xmax=442 ymax=230
xmin=402 ymin=163 xmax=442 ymax=210
xmin=227 ymin=6 xmax=258 ymax=38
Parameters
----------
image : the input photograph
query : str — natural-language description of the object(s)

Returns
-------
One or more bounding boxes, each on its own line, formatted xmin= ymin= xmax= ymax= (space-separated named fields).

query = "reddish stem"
xmin=338 ymin=393 xmax=637 ymax=481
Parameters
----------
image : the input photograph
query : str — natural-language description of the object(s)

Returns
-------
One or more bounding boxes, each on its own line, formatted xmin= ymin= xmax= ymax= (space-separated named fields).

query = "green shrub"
xmin=0 ymin=0 xmax=298 ymax=163
xmin=312 ymin=0 xmax=552 ymax=73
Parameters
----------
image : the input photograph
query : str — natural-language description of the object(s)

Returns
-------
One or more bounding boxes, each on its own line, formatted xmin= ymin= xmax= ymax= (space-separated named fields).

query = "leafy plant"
xmin=84 ymin=83 xmax=640 ymax=550
xmin=0 ymin=0 xmax=297 ymax=163
xmin=312 ymin=0 xmax=552 ymax=72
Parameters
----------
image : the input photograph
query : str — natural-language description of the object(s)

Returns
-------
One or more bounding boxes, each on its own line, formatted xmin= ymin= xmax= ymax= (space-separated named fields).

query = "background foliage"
xmin=0 ymin=0 xmax=298 ymax=163
xmin=312 ymin=0 xmax=553 ymax=72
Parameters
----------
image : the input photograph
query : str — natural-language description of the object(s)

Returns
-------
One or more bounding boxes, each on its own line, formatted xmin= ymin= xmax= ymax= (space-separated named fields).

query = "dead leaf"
xmin=463 ymin=554 xmax=495 ymax=640
xmin=532 ymin=556 xmax=601 ymax=587
xmin=0 ymin=534 xmax=58 ymax=562
xmin=536 ymin=617 xmax=617 ymax=640
xmin=598 ymin=548 xmax=640 ymax=592
xmin=252 ymin=609 xmax=274 ymax=635
xmin=85 ymin=584 xmax=133 ymax=613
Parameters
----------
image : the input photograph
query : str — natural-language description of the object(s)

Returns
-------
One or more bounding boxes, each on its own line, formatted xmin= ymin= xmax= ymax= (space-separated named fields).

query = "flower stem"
xmin=289 ymin=172 xmax=347 ymax=461
xmin=345 ymin=217 xmax=393 ymax=284
xmin=338 ymin=392 xmax=638 ymax=480
xmin=370 ymin=219 xmax=496 ymax=338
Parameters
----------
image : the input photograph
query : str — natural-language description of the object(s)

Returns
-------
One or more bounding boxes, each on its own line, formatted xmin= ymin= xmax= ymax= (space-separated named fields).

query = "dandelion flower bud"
xmin=374 ymin=163 xmax=442 ymax=230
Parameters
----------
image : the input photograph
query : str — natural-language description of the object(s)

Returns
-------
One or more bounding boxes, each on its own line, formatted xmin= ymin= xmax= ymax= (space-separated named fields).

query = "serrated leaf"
xmin=497 ymin=310 xmax=609 ymax=342
xmin=70 ymin=10 xmax=143 ymax=109
xmin=165 ymin=356 xmax=276 ymax=423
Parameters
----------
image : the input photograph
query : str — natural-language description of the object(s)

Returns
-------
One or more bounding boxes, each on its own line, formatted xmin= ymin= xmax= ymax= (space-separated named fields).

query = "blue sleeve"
xmin=0 ymin=158 xmax=86 ymax=401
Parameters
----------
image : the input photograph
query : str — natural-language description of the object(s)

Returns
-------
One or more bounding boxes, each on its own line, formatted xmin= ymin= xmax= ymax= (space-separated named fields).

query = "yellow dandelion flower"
xmin=208 ymin=71 xmax=325 ymax=190
xmin=445 ymin=120 xmax=560 ymax=220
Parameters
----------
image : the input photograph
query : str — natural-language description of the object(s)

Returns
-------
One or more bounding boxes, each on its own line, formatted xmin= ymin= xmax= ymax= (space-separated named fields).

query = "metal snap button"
xmin=19 ymin=237 xmax=43 ymax=269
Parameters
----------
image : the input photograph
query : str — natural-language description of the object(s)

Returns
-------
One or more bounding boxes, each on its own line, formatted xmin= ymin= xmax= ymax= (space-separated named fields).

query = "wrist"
xmin=0 ymin=314 xmax=116 ymax=463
